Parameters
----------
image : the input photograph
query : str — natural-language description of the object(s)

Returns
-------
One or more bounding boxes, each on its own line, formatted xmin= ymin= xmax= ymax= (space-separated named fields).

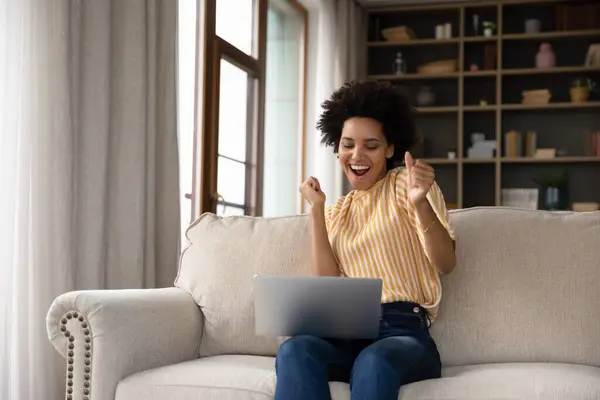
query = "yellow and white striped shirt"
xmin=325 ymin=166 xmax=455 ymax=321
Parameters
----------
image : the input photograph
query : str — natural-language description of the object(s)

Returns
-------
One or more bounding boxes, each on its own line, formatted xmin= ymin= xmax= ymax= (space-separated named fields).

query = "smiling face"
xmin=338 ymin=117 xmax=394 ymax=191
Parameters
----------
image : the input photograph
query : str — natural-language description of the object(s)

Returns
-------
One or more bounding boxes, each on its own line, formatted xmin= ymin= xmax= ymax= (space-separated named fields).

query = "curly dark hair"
xmin=316 ymin=80 xmax=419 ymax=169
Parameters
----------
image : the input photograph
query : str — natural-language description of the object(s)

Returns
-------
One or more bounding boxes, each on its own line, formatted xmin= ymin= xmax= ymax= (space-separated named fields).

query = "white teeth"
xmin=350 ymin=165 xmax=369 ymax=171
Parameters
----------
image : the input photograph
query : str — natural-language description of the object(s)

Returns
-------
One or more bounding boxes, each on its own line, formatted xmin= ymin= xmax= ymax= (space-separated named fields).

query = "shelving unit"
xmin=366 ymin=0 xmax=600 ymax=209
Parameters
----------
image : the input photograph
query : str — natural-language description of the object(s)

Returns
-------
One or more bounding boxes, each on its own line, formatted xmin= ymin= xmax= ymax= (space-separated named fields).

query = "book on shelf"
xmin=505 ymin=130 xmax=537 ymax=158
xmin=505 ymin=130 xmax=600 ymax=159
xmin=585 ymin=131 xmax=600 ymax=157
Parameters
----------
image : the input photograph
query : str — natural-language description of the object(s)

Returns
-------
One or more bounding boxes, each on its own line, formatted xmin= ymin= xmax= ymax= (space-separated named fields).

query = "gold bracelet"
xmin=423 ymin=219 xmax=436 ymax=233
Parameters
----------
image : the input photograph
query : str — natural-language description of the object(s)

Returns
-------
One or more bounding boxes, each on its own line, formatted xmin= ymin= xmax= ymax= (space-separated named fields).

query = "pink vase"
xmin=536 ymin=43 xmax=556 ymax=68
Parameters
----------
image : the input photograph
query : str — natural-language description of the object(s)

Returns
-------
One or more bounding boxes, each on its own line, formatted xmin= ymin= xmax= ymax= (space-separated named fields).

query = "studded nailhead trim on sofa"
xmin=60 ymin=311 xmax=93 ymax=400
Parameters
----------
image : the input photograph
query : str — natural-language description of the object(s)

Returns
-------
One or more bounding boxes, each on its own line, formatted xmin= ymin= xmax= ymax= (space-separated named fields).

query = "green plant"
xmin=483 ymin=21 xmax=496 ymax=30
xmin=571 ymin=77 xmax=596 ymax=91
xmin=533 ymin=171 xmax=568 ymax=188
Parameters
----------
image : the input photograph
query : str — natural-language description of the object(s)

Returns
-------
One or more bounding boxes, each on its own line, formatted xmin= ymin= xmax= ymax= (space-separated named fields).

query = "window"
xmin=216 ymin=0 xmax=256 ymax=56
xmin=192 ymin=0 xmax=306 ymax=219
xmin=216 ymin=59 xmax=253 ymax=215
xmin=194 ymin=0 xmax=264 ymax=218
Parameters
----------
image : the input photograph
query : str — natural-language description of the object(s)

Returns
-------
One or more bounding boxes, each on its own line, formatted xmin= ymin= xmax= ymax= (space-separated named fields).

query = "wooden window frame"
xmin=191 ymin=0 xmax=308 ymax=218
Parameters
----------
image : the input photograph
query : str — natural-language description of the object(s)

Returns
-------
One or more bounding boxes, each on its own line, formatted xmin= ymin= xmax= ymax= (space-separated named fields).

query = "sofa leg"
xmin=59 ymin=311 xmax=94 ymax=400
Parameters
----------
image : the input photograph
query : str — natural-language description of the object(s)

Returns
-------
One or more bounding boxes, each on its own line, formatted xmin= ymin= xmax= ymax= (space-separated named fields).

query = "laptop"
xmin=253 ymin=275 xmax=383 ymax=340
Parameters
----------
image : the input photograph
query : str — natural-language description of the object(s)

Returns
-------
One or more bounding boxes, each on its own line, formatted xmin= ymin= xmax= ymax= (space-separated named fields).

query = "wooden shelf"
xmin=423 ymin=158 xmax=458 ymax=165
xmin=502 ymin=29 xmax=600 ymax=41
xmin=463 ymin=70 xmax=498 ymax=77
xmin=463 ymin=105 xmax=497 ymax=112
xmin=463 ymin=158 xmax=496 ymax=164
xmin=463 ymin=36 xmax=499 ymax=43
xmin=456 ymin=103 xmax=600 ymax=111
xmin=502 ymin=102 xmax=600 ymax=110
xmin=501 ymin=157 xmax=600 ymax=164
xmin=367 ymin=73 xmax=460 ymax=81
xmin=406 ymin=103 xmax=600 ymax=114
xmin=369 ymin=31 xmax=600 ymax=47
xmin=427 ymin=157 xmax=600 ymax=165
xmin=429 ymin=157 xmax=600 ymax=164
xmin=416 ymin=106 xmax=459 ymax=113
xmin=503 ymin=66 xmax=600 ymax=76
xmin=367 ymin=36 xmax=496 ymax=46
xmin=368 ymin=38 xmax=460 ymax=47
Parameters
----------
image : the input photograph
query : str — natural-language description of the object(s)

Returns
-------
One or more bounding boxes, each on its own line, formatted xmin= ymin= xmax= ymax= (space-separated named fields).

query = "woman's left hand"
xmin=405 ymin=151 xmax=434 ymax=205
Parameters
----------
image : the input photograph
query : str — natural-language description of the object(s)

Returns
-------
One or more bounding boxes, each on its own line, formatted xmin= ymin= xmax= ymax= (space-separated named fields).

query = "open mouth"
xmin=349 ymin=164 xmax=371 ymax=177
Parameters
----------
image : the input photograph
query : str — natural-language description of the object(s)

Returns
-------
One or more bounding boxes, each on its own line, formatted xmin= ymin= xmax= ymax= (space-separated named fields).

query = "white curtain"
xmin=301 ymin=0 xmax=367 ymax=202
xmin=0 ymin=0 xmax=180 ymax=399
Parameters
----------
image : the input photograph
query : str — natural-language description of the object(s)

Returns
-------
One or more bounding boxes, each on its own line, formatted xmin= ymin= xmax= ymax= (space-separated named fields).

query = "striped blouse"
xmin=325 ymin=166 xmax=455 ymax=321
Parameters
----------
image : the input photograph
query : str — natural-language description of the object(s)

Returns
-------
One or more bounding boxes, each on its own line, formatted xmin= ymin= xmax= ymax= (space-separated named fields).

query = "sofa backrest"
xmin=175 ymin=213 xmax=311 ymax=357
xmin=176 ymin=207 xmax=600 ymax=367
xmin=431 ymin=207 xmax=600 ymax=368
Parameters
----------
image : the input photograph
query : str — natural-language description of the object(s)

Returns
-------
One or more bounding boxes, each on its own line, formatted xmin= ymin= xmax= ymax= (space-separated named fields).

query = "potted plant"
xmin=570 ymin=77 xmax=596 ymax=103
xmin=483 ymin=21 xmax=496 ymax=37
xmin=534 ymin=171 xmax=568 ymax=210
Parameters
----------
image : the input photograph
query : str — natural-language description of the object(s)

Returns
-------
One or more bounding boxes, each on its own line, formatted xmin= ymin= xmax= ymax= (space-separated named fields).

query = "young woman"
xmin=274 ymin=80 xmax=456 ymax=400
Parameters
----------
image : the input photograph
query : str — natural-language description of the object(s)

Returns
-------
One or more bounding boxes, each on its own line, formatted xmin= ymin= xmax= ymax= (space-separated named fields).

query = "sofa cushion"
xmin=398 ymin=363 xmax=600 ymax=400
xmin=115 ymin=355 xmax=277 ymax=400
xmin=114 ymin=355 xmax=361 ymax=400
xmin=432 ymin=207 xmax=600 ymax=368
xmin=175 ymin=213 xmax=310 ymax=357
xmin=116 ymin=357 xmax=600 ymax=400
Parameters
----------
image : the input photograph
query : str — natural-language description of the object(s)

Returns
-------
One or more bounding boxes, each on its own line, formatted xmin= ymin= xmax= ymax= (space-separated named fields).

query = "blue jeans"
xmin=274 ymin=301 xmax=441 ymax=400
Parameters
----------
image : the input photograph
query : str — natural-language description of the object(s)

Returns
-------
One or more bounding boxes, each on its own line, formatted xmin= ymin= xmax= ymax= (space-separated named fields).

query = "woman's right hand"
xmin=299 ymin=177 xmax=326 ymax=207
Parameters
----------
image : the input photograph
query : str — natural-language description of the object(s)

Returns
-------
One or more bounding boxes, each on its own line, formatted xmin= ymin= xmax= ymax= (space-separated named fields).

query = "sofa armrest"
xmin=46 ymin=287 xmax=202 ymax=400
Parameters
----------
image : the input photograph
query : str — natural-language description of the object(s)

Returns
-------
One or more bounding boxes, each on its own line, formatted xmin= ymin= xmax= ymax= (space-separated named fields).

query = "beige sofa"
xmin=47 ymin=206 xmax=600 ymax=400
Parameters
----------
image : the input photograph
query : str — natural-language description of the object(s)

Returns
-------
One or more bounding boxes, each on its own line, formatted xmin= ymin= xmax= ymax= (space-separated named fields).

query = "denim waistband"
xmin=381 ymin=301 xmax=431 ymax=328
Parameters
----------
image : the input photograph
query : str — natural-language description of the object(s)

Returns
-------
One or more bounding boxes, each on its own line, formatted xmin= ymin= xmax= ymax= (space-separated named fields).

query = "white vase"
xmin=525 ymin=19 xmax=541 ymax=33
xmin=416 ymin=86 xmax=435 ymax=106
xmin=484 ymin=28 xmax=493 ymax=37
